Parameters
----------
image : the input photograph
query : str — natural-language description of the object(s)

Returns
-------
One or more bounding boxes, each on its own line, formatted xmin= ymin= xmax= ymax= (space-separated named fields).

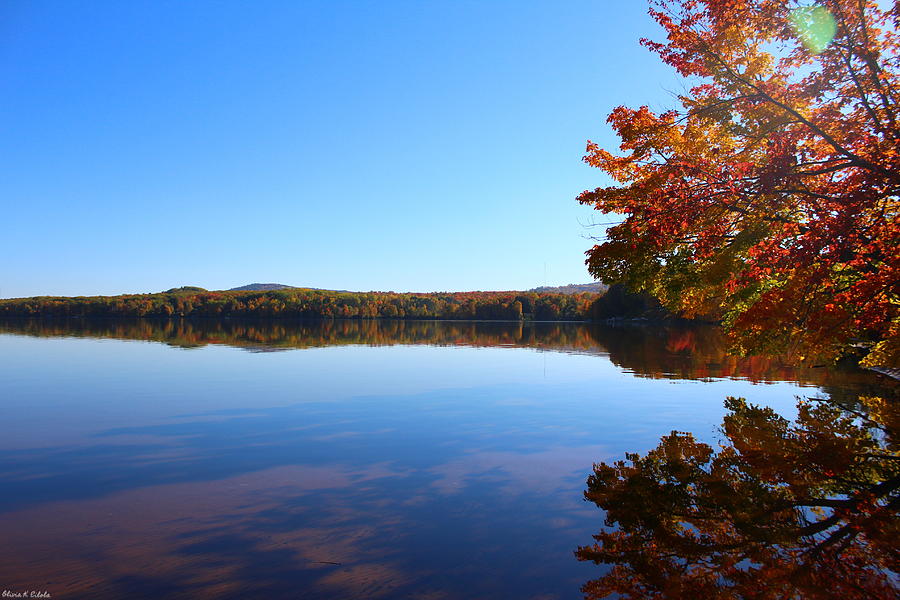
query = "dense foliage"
xmin=578 ymin=0 xmax=899 ymax=365
xmin=0 ymin=289 xmax=595 ymax=321
xmin=575 ymin=1 xmax=899 ymax=597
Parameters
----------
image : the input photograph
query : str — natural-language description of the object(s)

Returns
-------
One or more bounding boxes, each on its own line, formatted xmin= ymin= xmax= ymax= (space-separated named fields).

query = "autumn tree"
xmin=578 ymin=0 xmax=899 ymax=364
xmin=576 ymin=2 xmax=900 ymax=597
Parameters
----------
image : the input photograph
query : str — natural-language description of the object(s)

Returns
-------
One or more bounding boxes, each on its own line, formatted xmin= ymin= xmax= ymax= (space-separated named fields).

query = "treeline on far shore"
xmin=0 ymin=288 xmax=600 ymax=321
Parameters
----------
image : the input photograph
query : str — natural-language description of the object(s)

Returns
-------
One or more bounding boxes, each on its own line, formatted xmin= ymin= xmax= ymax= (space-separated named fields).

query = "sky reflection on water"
xmin=0 ymin=320 xmax=884 ymax=599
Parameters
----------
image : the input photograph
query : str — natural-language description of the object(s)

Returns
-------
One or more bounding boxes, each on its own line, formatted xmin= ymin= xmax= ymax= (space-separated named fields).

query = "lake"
xmin=0 ymin=319 xmax=887 ymax=599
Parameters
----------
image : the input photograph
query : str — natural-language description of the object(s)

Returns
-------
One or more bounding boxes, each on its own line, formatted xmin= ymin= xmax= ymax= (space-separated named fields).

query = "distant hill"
xmin=228 ymin=283 xmax=296 ymax=292
xmin=171 ymin=282 xmax=607 ymax=294
xmin=528 ymin=282 xmax=608 ymax=295
xmin=164 ymin=286 xmax=208 ymax=293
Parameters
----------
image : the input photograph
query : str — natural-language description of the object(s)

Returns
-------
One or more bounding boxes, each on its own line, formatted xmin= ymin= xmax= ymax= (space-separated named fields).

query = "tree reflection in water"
xmin=1 ymin=318 xmax=896 ymax=596
xmin=0 ymin=317 xmax=879 ymax=388
xmin=576 ymin=388 xmax=899 ymax=599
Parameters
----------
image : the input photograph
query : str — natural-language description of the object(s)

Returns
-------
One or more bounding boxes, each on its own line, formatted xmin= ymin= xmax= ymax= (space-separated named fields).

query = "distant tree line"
xmin=0 ymin=289 xmax=597 ymax=321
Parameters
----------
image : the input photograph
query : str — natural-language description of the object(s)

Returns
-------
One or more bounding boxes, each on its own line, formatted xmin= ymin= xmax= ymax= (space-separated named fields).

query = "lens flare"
xmin=789 ymin=6 xmax=837 ymax=54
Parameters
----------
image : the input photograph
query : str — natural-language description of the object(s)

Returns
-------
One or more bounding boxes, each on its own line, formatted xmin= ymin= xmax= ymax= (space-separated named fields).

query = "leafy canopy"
xmin=578 ymin=0 xmax=899 ymax=364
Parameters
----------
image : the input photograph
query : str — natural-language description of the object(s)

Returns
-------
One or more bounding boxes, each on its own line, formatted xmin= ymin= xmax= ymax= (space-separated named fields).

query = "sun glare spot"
xmin=789 ymin=6 xmax=837 ymax=54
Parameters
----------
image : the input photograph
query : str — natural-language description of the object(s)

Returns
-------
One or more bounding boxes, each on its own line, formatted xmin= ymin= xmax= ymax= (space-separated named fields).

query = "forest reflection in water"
xmin=0 ymin=317 xmax=882 ymax=387
xmin=0 ymin=318 xmax=895 ymax=599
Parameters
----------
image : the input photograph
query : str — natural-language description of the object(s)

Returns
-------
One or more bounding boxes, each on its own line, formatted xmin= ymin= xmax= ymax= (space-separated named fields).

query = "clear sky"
xmin=1 ymin=1 xmax=681 ymax=298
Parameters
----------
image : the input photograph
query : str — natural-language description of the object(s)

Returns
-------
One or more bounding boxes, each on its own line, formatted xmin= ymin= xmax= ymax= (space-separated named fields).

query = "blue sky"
xmin=1 ymin=1 xmax=680 ymax=297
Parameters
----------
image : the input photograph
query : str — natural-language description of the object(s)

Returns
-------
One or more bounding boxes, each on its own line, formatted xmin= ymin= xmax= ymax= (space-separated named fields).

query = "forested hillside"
xmin=0 ymin=289 xmax=597 ymax=321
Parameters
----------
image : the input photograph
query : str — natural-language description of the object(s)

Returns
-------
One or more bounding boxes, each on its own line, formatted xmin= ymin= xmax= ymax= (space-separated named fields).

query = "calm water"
xmin=0 ymin=319 xmax=884 ymax=599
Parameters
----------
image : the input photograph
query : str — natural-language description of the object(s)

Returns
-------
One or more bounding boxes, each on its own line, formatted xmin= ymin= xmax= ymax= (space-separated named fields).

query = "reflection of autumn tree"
xmin=1 ymin=319 xmax=881 ymax=389
xmin=0 ymin=318 xmax=598 ymax=353
xmin=585 ymin=324 xmax=875 ymax=387
xmin=576 ymin=392 xmax=899 ymax=599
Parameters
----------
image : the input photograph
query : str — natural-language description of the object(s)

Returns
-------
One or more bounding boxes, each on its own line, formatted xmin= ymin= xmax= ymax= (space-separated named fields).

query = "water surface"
xmin=0 ymin=319 xmax=884 ymax=599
